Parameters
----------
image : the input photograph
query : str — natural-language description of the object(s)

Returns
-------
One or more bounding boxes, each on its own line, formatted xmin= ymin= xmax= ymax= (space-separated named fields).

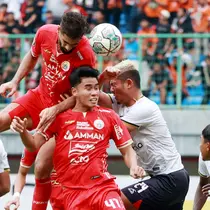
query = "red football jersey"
xmin=31 ymin=24 xmax=96 ymax=106
xmin=20 ymin=148 xmax=38 ymax=168
xmin=44 ymin=106 xmax=133 ymax=189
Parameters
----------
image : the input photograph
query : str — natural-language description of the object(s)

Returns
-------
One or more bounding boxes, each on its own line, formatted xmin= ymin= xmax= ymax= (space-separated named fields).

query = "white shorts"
xmin=0 ymin=139 xmax=10 ymax=173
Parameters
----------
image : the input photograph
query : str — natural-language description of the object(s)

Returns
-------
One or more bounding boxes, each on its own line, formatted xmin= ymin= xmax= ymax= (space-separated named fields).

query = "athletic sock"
xmin=32 ymin=178 xmax=52 ymax=210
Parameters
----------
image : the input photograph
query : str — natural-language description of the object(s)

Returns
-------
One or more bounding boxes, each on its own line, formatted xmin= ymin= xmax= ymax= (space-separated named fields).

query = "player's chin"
xmin=88 ymin=101 xmax=98 ymax=107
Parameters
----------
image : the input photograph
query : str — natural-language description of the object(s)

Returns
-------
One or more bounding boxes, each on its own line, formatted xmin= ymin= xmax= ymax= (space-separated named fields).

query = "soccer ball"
xmin=89 ymin=23 xmax=122 ymax=56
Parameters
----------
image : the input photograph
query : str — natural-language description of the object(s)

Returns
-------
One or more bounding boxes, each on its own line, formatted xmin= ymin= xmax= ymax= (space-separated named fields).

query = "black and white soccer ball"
xmin=89 ymin=23 xmax=122 ymax=56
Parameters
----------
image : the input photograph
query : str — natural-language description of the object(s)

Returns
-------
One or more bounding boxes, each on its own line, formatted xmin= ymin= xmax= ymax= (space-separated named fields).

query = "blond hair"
xmin=112 ymin=60 xmax=137 ymax=73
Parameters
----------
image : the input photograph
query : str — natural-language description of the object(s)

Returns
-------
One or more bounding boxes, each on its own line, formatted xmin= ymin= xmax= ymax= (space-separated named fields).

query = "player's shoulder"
xmin=76 ymin=36 xmax=95 ymax=58
xmin=56 ymin=109 xmax=73 ymax=121
xmin=135 ymin=96 xmax=158 ymax=111
xmin=37 ymin=24 xmax=59 ymax=34
xmin=95 ymin=106 xmax=117 ymax=116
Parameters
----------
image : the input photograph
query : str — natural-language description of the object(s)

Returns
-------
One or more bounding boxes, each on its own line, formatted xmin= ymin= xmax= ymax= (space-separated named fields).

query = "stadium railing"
xmin=0 ymin=33 xmax=210 ymax=109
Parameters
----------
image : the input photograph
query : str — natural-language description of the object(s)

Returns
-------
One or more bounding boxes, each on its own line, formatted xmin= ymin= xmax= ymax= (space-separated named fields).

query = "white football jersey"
xmin=198 ymin=153 xmax=210 ymax=177
xmin=0 ymin=139 xmax=9 ymax=173
xmin=110 ymin=95 xmax=183 ymax=176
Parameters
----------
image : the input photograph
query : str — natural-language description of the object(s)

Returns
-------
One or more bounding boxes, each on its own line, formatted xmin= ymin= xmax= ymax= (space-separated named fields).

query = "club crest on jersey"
xmin=61 ymin=61 xmax=70 ymax=71
xmin=94 ymin=119 xmax=104 ymax=130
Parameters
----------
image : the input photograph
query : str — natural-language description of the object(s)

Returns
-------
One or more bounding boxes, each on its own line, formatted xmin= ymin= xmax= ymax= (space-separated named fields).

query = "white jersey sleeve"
xmin=0 ymin=140 xmax=10 ymax=173
xmin=198 ymin=153 xmax=210 ymax=177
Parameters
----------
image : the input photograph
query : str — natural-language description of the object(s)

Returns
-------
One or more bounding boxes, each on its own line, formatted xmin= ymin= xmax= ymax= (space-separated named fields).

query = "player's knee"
xmin=34 ymin=159 xmax=52 ymax=179
xmin=0 ymin=113 xmax=11 ymax=132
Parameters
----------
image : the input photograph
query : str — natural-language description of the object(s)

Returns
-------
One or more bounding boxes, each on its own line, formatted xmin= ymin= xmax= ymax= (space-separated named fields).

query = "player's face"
xmin=200 ymin=135 xmax=210 ymax=160
xmin=58 ymin=29 xmax=80 ymax=54
xmin=73 ymin=77 xmax=99 ymax=109
xmin=110 ymin=79 xmax=129 ymax=105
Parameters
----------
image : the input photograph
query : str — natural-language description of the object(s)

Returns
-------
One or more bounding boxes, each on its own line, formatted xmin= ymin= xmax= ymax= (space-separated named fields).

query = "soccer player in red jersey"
xmin=11 ymin=66 xmax=145 ymax=210
xmin=4 ymin=145 xmax=64 ymax=210
xmin=0 ymin=12 xmax=96 ymax=210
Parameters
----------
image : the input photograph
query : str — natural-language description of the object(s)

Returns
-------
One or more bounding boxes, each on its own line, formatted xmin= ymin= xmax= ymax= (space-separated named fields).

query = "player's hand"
xmin=58 ymin=93 xmax=70 ymax=103
xmin=36 ymin=106 xmax=58 ymax=132
xmin=4 ymin=195 xmax=20 ymax=210
xmin=0 ymin=81 xmax=18 ymax=98
xmin=202 ymin=183 xmax=210 ymax=197
xmin=101 ymin=66 xmax=121 ymax=80
xmin=130 ymin=165 xmax=147 ymax=179
xmin=10 ymin=116 xmax=27 ymax=133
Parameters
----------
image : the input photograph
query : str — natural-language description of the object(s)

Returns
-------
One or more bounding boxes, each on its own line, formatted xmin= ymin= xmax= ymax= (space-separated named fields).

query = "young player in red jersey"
xmin=0 ymin=12 xmax=96 ymax=210
xmin=4 ymin=144 xmax=64 ymax=210
xmin=11 ymin=66 xmax=146 ymax=210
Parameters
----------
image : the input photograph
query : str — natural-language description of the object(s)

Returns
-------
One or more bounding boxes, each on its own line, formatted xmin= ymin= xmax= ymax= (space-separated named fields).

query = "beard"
xmin=58 ymin=40 xmax=72 ymax=54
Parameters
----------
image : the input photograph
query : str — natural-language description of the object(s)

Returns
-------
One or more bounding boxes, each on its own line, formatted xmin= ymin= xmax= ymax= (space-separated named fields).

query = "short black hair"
xmin=70 ymin=66 xmax=99 ymax=87
xmin=202 ymin=124 xmax=210 ymax=142
xmin=60 ymin=12 xmax=89 ymax=39
xmin=0 ymin=3 xmax=7 ymax=8
xmin=118 ymin=70 xmax=141 ymax=89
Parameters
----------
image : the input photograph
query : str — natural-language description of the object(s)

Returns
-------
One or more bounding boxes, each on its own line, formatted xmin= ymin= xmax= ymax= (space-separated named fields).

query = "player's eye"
xmin=95 ymin=85 xmax=99 ymax=90
xmin=85 ymin=86 xmax=92 ymax=91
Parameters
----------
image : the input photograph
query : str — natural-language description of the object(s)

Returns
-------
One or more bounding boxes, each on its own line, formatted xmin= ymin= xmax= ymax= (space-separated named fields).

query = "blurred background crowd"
xmin=0 ymin=0 xmax=210 ymax=105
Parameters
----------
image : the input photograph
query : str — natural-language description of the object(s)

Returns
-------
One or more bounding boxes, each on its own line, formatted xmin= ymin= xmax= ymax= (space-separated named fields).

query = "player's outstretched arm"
xmin=98 ymin=66 xmax=120 ymax=89
xmin=10 ymin=117 xmax=45 ymax=151
xmin=119 ymin=145 xmax=146 ymax=179
xmin=0 ymin=52 xmax=38 ymax=98
xmin=193 ymin=176 xmax=210 ymax=210
xmin=4 ymin=166 xmax=29 ymax=210
xmin=98 ymin=66 xmax=120 ymax=108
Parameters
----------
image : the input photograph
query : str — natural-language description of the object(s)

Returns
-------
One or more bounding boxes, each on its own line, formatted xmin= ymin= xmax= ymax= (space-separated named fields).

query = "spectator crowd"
xmin=0 ymin=0 xmax=210 ymax=105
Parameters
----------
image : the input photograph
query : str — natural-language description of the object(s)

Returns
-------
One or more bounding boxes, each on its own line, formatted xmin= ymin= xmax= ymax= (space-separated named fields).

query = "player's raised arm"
xmin=0 ymin=51 xmax=38 ymax=98
xmin=98 ymin=66 xmax=121 ymax=109
xmin=10 ymin=116 xmax=45 ymax=151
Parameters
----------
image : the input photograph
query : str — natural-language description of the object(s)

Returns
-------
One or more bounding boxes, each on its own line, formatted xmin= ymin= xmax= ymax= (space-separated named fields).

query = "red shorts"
xmin=50 ymin=185 xmax=64 ymax=210
xmin=9 ymin=90 xmax=46 ymax=130
xmin=63 ymin=181 xmax=125 ymax=210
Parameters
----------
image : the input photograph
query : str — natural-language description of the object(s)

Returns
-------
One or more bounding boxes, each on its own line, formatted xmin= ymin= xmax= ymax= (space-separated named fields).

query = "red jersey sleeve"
xmin=20 ymin=148 xmax=38 ymax=168
xmin=74 ymin=37 xmax=96 ymax=68
xmin=110 ymin=111 xmax=133 ymax=149
xmin=31 ymin=27 xmax=43 ymax=57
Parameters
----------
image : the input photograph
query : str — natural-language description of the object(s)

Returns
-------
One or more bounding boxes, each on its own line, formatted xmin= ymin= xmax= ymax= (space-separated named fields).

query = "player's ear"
xmin=207 ymin=142 xmax=210 ymax=151
xmin=125 ymin=78 xmax=133 ymax=89
xmin=71 ymin=87 xmax=77 ymax=96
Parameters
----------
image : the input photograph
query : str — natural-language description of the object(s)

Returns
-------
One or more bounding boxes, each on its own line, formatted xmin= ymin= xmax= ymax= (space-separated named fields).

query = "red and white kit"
xmin=9 ymin=24 xmax=96 ymax=129
xmin=44 ymin=106 xmax=133 ymax=210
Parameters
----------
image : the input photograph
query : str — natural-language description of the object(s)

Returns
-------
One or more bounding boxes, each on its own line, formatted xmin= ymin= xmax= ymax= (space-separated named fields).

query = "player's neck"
xmin=72 ymin=104 xmax=93 ymax=113
xmin=127 ymin=91 xmax=143 ymax=107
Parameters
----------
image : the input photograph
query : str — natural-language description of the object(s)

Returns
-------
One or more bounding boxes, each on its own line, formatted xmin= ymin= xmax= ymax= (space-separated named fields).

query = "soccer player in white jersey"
xmin=0 ymin=139 xmax=10 ymax=196
xmin=193 ymin=124 xmax=210 ymax=210
xmin=99 ymin=60 xmax=189 ymax=210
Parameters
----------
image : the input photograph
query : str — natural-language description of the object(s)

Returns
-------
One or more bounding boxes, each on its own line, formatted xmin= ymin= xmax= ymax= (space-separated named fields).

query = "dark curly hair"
xmin=60 ymin=12 xmax=89 ymax=39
